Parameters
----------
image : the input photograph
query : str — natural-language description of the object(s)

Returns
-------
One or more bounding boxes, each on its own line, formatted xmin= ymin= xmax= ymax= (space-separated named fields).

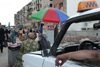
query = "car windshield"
xmin=58 ymin=20 xmax=100 ymax=48
xmin=56 ymin=20 xmax=100 ymax=66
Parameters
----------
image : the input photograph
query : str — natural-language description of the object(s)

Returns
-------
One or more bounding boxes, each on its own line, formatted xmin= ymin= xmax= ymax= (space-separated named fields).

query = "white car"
xmin=22 ymin=7 xmax=100 ymax=67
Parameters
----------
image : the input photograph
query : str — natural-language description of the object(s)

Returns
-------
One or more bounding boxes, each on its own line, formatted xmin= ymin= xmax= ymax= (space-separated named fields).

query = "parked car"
xmin=22 ymin=7 xmax=100 ymax=67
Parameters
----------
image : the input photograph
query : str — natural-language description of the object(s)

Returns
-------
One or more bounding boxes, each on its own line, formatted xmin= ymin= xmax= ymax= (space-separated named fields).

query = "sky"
xmin=0 ymin=0 xmax=100 ymax=26
xmin=0 ymin=0 xmax=32 ymax=26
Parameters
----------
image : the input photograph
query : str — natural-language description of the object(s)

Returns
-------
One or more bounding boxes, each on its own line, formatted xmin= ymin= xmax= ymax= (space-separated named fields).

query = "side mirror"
xmin=41 ymin=49 xmax=50 ymax=57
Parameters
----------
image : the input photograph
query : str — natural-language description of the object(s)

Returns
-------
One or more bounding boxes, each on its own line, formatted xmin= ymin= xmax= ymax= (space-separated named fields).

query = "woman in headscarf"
xmin=10 ymin=26 xmax=17 ymax=44
xmin=14 ymin=32 xmax=39 ymax=67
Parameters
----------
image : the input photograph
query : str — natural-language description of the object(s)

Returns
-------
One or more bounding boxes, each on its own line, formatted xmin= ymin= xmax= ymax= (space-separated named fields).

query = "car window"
xmin=59 ymin=20 xmax=100 ymax=47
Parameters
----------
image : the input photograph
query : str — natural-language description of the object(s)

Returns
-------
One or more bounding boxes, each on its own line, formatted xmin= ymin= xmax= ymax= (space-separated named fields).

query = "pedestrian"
xmin=26 ymin=28 xmax=30 ymax=39
xmin=22 ymin=29 xmax=25 ymax=35
xmin=0 ymin=23 xmax=6 ymax=53
xmin=35 ymin=26 xmax=39 ymax=38
xmin=22 ymin=29 xmax=26 ymax=39
xmin=39 ymin=23 xmax=44 ymax=34
xmin=10 ymin=26 xmax=17 ymax=44
xmin=7 ymin=28 xmax=11 ymax=42
xmin=14 ymin=32 xmax=39 ymax=67
xmin=18 ymin=28 xmax=22 ymax=39
xmin=3 ymin=27 xmax=8 ymax=47
xmin=30 ymin=27 xmax=32 ymax=32
xmin=33 ymin=30 xmax=37 ymax=39
xmin=38 ymin=34 xmax=50 ymax=50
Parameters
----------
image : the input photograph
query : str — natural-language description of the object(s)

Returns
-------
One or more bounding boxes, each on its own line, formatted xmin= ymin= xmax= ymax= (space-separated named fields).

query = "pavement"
xmin=0 ymin=37 xmax=22 ymax=67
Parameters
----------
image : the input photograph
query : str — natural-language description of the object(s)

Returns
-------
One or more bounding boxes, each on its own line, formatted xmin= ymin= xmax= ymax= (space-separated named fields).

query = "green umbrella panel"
xmin=30 ymin=8 xmax=49 ymax=21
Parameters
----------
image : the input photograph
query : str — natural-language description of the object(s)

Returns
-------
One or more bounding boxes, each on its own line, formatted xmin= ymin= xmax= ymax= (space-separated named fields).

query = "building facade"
xmin=53 ymin=0 xmax=100 ymax=31
xmin=53 ymin=0 xmax=65 ymax=11
xmin=14 ymin=0 xmax=53 ymax=29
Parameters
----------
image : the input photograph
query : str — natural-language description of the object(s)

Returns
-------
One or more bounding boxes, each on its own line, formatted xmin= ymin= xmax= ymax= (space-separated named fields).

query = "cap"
xmin=28 ymin=33 xmax=35 ymax=39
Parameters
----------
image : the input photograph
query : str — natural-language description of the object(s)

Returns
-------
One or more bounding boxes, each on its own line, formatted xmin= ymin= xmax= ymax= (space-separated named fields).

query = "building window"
xmin=50 ymin=3 xmax=52 ymax=7
xmin=40 ymin=4 xmax=42 ymax=8
xmin=34 ymin=2 xmax=35 ymax=5
xmin=34 ymin=7 xmax=35 ymax=10
xmin=54 ymin=4 xmax=57 ymax=9
xmin=59 ymin=2 xmax=63 ymax=10
xmin=31 ymin=3 xmax=33 ymax=6
xmin=50 ymin=0 xmax=53 ymax=1
xmin=81 ymin=28 xmax=86 ymax=30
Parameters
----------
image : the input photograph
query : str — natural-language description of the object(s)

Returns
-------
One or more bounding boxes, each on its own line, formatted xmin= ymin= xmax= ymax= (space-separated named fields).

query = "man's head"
xmin=8 ymin=28 xmax=10 ymax=30
xmin=28 ymin=32 xmax=35 ymax=40
xmin=40 ymin=23 xmax=44 ymax=27
xmin=35 ymin=26 xmax=37 ymax=28
xmin=30 ymin=27 xmax=32 ymax=30
xmin=4 ymin=27 xmax=6 ymax=30
xmin=13 ymin=26 xmax=15 ymax=29
xmin=39 ymin=34 xmax=47 ymax=40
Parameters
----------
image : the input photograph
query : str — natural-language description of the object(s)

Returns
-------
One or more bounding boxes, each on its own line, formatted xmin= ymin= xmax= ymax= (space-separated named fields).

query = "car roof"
xmin=68 ymin=7 xmax=100 ymax=22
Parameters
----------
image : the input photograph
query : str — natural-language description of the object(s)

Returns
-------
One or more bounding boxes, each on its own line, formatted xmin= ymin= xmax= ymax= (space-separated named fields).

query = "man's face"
xmin=8 ymin=28 xmax=10 ymax=30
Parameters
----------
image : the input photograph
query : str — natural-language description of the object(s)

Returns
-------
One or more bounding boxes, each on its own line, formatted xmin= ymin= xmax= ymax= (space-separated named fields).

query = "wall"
xmin=53 ymin=0 xmax=64 ymax=11
xmin=42 ymin=0 xmax=49 ymax=8
xmin=67 ymin=30 xmax=100 ymax=37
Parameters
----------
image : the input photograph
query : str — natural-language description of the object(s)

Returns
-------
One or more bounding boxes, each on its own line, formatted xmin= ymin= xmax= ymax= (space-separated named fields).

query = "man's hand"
xmin=55 ymin=50 xmax=100 ymax=67
xmin=55 ymin=54 xmax=68 ymax=67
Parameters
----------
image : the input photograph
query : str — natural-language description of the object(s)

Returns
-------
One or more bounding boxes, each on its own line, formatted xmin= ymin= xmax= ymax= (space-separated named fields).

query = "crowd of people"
xmin=0 ymin=24 xmax=20 ymax=53
xmin=0 ymin=22 xmax=51 ymax=67
xmin=0 ymin=22 xmax=49 ymax=53
xmin=0 ymin=23 xmax=49 ymax=67
xmin=0 ymin=23 xmax=14 ymax=53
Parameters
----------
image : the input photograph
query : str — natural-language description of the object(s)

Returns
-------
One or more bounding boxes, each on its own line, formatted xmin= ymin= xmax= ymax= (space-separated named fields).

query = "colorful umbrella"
xmin=30 ymin=8 xmax=69 ymax=24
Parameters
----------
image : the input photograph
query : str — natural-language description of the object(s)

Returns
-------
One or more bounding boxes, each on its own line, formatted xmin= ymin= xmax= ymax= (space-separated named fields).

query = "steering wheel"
xmin=78 ymin=40 xmax=100 ymax=64
xmin=78 ymin=40 xmax=96 ymax=50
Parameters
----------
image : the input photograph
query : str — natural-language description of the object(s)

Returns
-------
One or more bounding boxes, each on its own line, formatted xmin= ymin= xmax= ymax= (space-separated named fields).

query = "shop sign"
xmin=47 ymin=25 xmax=54 ymax=30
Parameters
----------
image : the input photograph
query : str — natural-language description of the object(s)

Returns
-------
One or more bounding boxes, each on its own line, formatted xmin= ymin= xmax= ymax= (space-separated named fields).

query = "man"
xmin=3 ymin=27 xmax=8 ymax=47
xmin=39 ymin=23 xmax=44 ymax=34
xmin=35 ymin=26 xmax=39 ymax=38
xmin=55 ymin=50 xmax=100 ymax=67
xmin=30 ymin=27 xmax=32 ymax=32
xmin=38 ymin=34 xmax=50 ymax=50
xmin=0 ymin=23 xmax=6 ymax=53
xmin=26 ymin=28 xmax=30 ymax=39
xmin=14 ymin=32 xmax=39 ymax=67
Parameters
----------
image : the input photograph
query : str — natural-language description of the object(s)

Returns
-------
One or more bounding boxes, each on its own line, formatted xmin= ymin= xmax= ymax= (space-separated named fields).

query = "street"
xmin=0 ymin=37 xmax=22 ymax=67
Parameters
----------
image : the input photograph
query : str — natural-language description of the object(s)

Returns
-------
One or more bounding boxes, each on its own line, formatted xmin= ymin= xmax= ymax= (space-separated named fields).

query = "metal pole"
xmin=54 ymin=24 xmax=58 ymax=41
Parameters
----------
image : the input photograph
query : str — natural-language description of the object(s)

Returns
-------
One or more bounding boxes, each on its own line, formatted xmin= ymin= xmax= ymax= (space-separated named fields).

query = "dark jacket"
xmin=38 ymin=37 xmax=50 ymax=50
xmin=0 ymin=28 xmax=5 ymax=42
